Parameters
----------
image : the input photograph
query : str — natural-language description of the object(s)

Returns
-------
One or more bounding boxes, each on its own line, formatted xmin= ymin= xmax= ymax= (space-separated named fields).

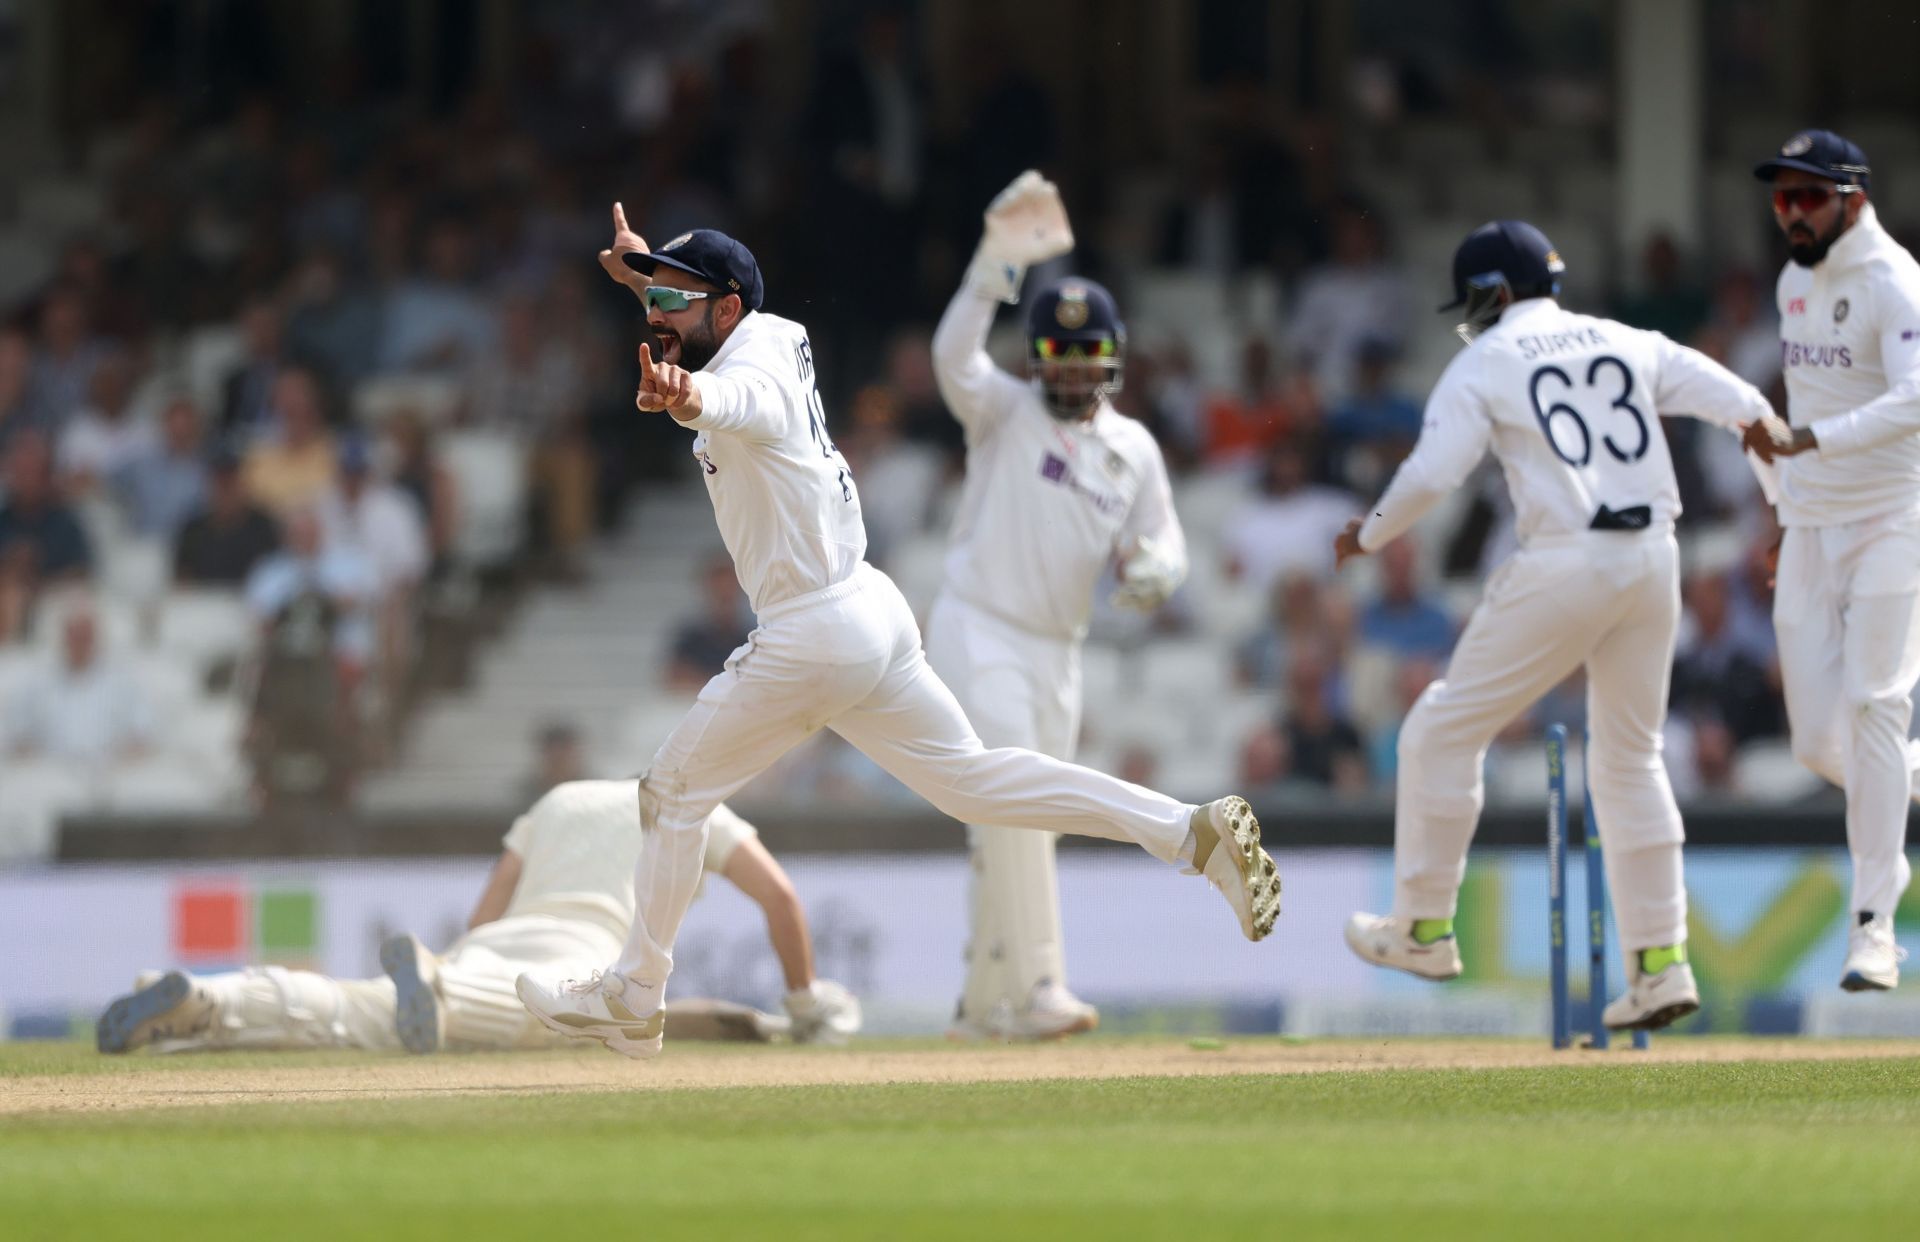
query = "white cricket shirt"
xmin=931 ymin=285 xmax=1187 ymax=641
xmin=682 ymin=311 xmax=867 ymax=614
xmin=1359 ymin=299 xmax=1775 ymax=552
xmin=1773 ymin=203 xmax=1920 ymax=527
xmin=501 ymin=780 xmax=753 ymax=939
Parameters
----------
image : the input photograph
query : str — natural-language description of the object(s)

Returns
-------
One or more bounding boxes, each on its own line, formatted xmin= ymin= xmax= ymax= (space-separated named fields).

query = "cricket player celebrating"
xmin=930 ymin=172 xmax=1187 ymax=1041
xmin=1742 ymin=130 xmax=1920 ymax=990
xmin=1336 ymin=221 xmax=1781 ymax=1031
xmin=96 ymin=788 xmax=860 ymax=1053
xmin=517 ymin=213 xmax=1278 ymax=1059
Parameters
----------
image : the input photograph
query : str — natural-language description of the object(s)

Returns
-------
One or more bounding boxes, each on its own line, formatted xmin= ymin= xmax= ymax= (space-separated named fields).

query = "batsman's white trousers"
xmin=1774 ymin=511 xmax=1920 ymax=918
xmin=198 ymin=915 xmax=620 ymax=1050
xmin=924 ymin=591 xmax=1082 ymax=1023
xmin=613 ymin=562 xmax=1192 ymax=993
xmin=1394 ymin=527 xmax=1687 ymax=951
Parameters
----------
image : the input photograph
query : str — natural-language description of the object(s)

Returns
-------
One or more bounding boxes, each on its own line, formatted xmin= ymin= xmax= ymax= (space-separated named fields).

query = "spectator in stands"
xmin=1237 ymin=572 xmax=1329 ymax=689
xmin=1614 ymin=231 xmax=1710 ymax=344
xmin=1201 ymin=336 xmax=1297 ymax=466
xmin=319 ymin=435 xmax=429 ymax=726
xmin=58 ymin=348 xmax=153 ymax=494
xmin=1284 ymin=202 xmax=1413 ymax=403
xmin=1325 ymin=336 xmax=1423 ymax=493
xmin=387 ymin=411 xmax=459 ymax=574
xmin=520 ymin=720 xmax=587 ymax=805
xmin=0 ymin=434 xmax=92 ymax=641
xmin=0 ymin=327 xmax=50 ymax=459
xmin=1223 ymin=440 xmax=1358 ymax=595
xmin=381 ymin=214 xmax=497 ymax=374
xmin=1671 ymin=570 xmax=1783 ymax=744
xmin=27 ymin=284 xmax=109 ymax=428
xmin=1366 ymin=656 xmax=1440 ymax=787
xmin=283 ymin=248 xmax=384 ymax=390
xmin=221 ymin=297 xmax=292 ymax=439
xmin=2 ymin=604 xmax=154 ymax=763
xmin=245 ymin=509 xmax=377 ymax=804
xmin=1357 ymin=537 xmax=1455 ymax=663
xmin=1278 ymin=643 xmax=1368 ymax=794
xmin=114 ymin=395 xmax=209 ymax=540
xmin=174 ymin=449 xmax=280 ymax=586
xmin=836 ymin=384 xmax=939 ymax=570
xmin=242 ymin=366 xmax=337 ymax=519
xmin=666 ymin=554 xmax=752 ymax=695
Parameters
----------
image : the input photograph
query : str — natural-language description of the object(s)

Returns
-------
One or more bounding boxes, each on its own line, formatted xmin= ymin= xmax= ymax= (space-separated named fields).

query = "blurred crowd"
xmin=0 ymin=2 xmax=1873 ymax=855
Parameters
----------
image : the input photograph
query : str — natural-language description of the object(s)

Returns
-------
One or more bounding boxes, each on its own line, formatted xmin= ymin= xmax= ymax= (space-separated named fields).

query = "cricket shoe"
xmin=949 ymin=982 xmax=1099 ymax=1042
xmin=1189 ymin=796 xmax=1280 ymax=941
xmin=515 ymin=969 xmax=665 ymax=1060
xmin=1604 ymin=958 xmax=1699 ymax=1031
xmin=1841 ymin=913 xmax=1906 ymax=992
xmin=97 ymin=971 xmax=217 ymax=1054
xmin=1343 ymin=913 xmax=1463 ymax=981
xmin=380 ymin=933 xmax=444 ymax=1055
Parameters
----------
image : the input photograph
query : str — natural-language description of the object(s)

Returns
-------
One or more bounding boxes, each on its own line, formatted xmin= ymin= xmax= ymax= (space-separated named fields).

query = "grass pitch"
xmin=3 ymin=1040 xmax=1918 ymax=1241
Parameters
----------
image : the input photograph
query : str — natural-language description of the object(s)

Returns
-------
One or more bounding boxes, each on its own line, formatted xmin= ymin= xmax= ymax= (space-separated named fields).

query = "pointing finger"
xmin=613 ymin=201 xmax=629 ymax=233
xmin=638 ymin=341 xmax=656 ymax=380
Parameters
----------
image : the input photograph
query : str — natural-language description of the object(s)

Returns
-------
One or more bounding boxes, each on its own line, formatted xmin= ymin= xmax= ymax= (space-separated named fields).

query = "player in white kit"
xmin=930 ymin=172 xmax=1188 ymax=1041
xmin=516 ymin=219 xmax=1278 ymax=1059
xmin=1741 ymin=130 xmax=1920 ymax=990
xmin=96 ymin=788 xmax=860 ymax=1053
xmin=1336 ymin=221 xmax=1782 ymax=1030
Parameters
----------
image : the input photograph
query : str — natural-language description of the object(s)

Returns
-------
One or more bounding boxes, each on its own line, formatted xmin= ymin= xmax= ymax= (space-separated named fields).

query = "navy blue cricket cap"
xmin=1026 ymin=278 xmax=1126 ymax=343
xmin=1753 ymin=129 xmax=1871 ymax=190
xmin=622 ymin=229 xmax=765 ymax=311
xmin=1439 ymin=220 xmax=1566 ymax=311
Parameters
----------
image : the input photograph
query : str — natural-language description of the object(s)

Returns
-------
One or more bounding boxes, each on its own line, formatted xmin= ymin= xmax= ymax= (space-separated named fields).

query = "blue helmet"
xmin=1025 ymin=278 xmax=1126 ymax=419
xmin=1441 ymin=220 xmax=1566 ymax=341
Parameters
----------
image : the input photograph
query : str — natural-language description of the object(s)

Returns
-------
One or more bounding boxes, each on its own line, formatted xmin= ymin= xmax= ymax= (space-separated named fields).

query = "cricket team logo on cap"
xmin=1782 ymin=133 xmax=1815 ymax=157
xmin=1055 ymin=285 xmax=1091 ymax=330
xmin=663 ymin=232 xmax=693 ymax=250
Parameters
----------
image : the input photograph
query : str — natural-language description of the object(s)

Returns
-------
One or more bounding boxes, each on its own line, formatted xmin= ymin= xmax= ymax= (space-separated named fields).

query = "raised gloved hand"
xmin=967 ymin=170 xmax=1074 ymax=303
xmin=1111 ymin=535 xmax=1185 ymax=612
xmin=783 ymin=979 xmax=863 ymax=1046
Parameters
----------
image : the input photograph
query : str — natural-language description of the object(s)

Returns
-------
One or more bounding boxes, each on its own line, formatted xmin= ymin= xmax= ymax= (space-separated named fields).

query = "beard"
xmin=1787 ymin=214 xmax=1847 ymax=267
xmin=656 ymin=305 xmax=722 ymax=372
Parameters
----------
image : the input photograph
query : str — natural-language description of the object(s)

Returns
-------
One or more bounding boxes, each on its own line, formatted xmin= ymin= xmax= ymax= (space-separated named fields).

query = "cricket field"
xmin=3 ymin=1037 xmax=1918 ymax=1240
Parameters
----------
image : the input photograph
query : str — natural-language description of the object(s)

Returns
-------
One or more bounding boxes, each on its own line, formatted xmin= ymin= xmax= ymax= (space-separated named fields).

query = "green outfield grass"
xmin=4 ymin=1043 xmax=1919 ymax=1241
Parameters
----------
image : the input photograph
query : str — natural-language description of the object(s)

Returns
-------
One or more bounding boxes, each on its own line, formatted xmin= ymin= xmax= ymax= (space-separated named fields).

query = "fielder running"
xmin=930 ymin=172 xmax=1187 ymax=1040
xmin=1742 ymin=130 xmax=1920 ymax=990
xmin=96 ymin=787 xmax=860 ymax=1053
xmin=1336 ymin=220 xmax=1782 ymax=1031
xmin=517 ymin=214 xmax=1278 ymax=1059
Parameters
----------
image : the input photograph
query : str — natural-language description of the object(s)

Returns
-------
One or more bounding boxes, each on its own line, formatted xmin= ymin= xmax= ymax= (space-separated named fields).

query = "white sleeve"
xmin=1357 ymin=361 xmax=1491 ymax=552
xmin=702 ymin=802 xmax=759 ymax=873
xmin=1645 ymin=330 xmax=1780 ymax=504
xmin=686 ymin=365 xmax=790 ymax=441
xmin=932 ymin=283 xmax=1029 ymax=446
xmin=1808 ymin=265 xmax=1920 ymax=457
xmin=1117 ymin=440 xmax=1188 ymax=582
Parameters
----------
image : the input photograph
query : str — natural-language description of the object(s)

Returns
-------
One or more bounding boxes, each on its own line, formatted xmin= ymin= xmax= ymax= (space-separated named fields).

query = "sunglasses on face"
xmin=1772 ymin=184 xmax=1859 ymax=214
xmin=1033 ymin=337 xmax=1118 ymax=360
xmin=641 ymin=286 xmax=715 ymax=312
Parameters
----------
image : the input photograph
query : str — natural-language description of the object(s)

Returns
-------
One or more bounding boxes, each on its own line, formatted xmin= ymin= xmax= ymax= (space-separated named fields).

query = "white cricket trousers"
xmin=197 ymin=915 xmax=620 ymax=1050
xmin=614 ymin=563 xmax=1193 ymax=994
xmin=1395 ymin=528 xmax=1687 ymax=951
xmin=924 ymin=591 xmax=1082 ymax=1023
xmin=1774 ymin=512 xmax=1920 ymax=918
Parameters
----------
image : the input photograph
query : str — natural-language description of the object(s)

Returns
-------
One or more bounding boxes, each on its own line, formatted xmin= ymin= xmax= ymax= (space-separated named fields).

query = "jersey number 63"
xmin=1528 ymin=356 xmax=1650 ymax=468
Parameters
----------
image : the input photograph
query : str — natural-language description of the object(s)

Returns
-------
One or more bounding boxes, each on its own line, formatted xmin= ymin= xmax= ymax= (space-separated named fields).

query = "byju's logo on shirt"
xmin=1781 ymin=340 xmax=1852 ymax=368
xmin=1038 ymin=451 xmax=1124 ymax=515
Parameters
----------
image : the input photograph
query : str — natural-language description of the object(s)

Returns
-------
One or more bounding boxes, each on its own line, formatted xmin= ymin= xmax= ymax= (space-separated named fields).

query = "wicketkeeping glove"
xmin=1111 ymin=536 xmax=1185 ymax=612
xmin=784 ymin=979 xmax=863 ymax=1046
xmin=966 ymin=169 xmax=1075 ymax=303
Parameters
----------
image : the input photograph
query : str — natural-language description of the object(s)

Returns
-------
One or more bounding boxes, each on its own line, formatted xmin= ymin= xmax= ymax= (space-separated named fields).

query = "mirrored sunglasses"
xmin=1033 ymin=337 xmax=1118 ymax=360
xmin=641 ymin=286 xmax=715 ymax=312
xmin=1772 ymin=184 xmax=1859 ymax=214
